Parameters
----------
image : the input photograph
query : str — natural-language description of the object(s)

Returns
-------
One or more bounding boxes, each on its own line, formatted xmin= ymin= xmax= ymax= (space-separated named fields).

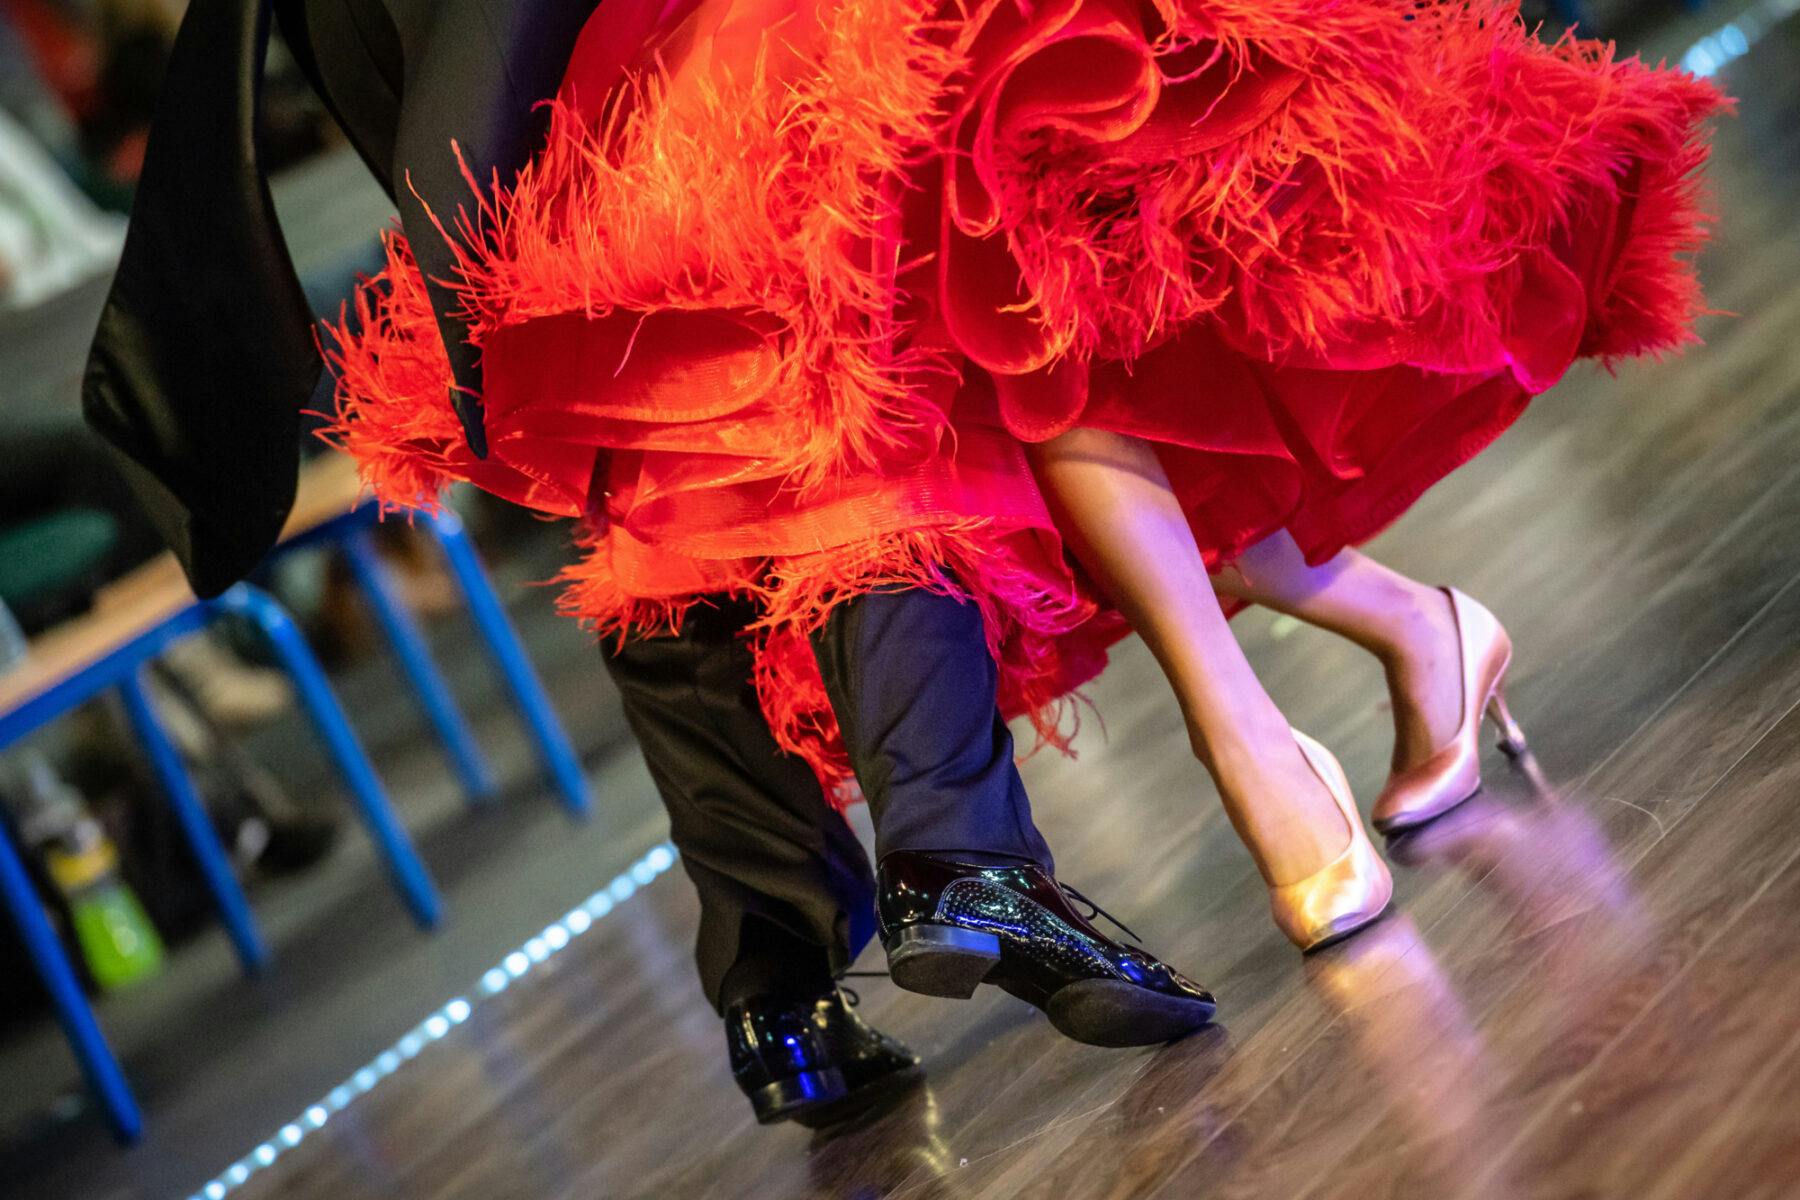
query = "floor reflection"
xmin=1305 ymin=915 xmax=1511 ymax=1199
xmin=1390 ymin=750 xmax=1652 ymax=960
xmin=1291 ymin=753 xmax=1666 ymax=1196
xmin=808 ymin=1081 xmax=956 ymax=1197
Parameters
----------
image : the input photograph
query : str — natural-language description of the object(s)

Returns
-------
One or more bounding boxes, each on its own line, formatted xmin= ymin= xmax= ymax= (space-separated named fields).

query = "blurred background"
xmin=0 ymin=1 xmax=1781 ymax=1197
xmin=1 ymin=3 xmax=660 ymax=1194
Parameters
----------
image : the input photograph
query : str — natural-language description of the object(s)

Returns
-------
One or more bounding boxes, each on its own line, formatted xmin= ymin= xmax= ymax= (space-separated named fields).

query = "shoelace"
xmin=1058 ymin=882 xmax=1143 ymax=945
xmin=835 ymin=969 xmax=894 ymax=1008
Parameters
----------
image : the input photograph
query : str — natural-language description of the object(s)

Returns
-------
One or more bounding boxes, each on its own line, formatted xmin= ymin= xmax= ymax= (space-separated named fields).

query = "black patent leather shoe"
xmin=726 ymin=988 xmax=923 ymax=1128
xmin=878 ymin=851 xmax=1216 ymax=1047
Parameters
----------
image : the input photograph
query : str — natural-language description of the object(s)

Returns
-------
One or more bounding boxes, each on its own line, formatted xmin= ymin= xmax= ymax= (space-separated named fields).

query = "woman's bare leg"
xmin=1209 ymin=532 xmax=1463 ymax=774
xmin=1029 ymin=428 xmax=1351 ymax=886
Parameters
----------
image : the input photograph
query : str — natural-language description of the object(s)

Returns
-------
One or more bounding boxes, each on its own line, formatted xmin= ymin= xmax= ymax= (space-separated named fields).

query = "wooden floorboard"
xmin=877 ymin=559 xmax=1800 ymax=1200
xmin=1480 ymin=703 xmax=1800 ymax=1200
xmin=13 ymin=8 xmax=1796 ymax=1200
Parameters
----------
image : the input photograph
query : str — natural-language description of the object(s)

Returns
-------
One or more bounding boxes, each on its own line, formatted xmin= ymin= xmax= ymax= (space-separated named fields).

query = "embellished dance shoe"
xmin=726 ymin=988 xmax=922 ymax=1128
xmin=877 ymin=851 xmax=1216 ymax=1047
xmin=1271 ymin=732 xmax=1395 ymax=952
xmin=1373 ymin=588 xmax=1529 ymax=835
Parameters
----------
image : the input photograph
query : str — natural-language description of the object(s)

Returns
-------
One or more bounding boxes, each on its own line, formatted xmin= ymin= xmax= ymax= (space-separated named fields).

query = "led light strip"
xmin=183 ymin=843 xmax=679 ymax=1200
xmin=1680 ymin=0 xmax=1800 ymax=77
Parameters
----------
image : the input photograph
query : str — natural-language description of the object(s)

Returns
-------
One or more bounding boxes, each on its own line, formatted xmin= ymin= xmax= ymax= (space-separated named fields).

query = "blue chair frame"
xmin=0 ymin=582 xmax=441 ymax=1142
xmin=276 ymin=504 xmax=592 ymax=818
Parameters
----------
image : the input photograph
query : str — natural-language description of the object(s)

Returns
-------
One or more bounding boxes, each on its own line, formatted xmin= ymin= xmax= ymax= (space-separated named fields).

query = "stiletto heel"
xmin=1374 ymin=588 xmax=1522 ymax=834
xmin=1485 ymin=686 xmax=1527 ymax=757
xmin=1269 ymin=731 xmax=1394 ymax=952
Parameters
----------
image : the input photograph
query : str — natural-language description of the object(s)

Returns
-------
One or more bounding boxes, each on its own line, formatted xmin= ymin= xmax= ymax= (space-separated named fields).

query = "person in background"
xmin=0 ymin=104 xmax=122 ymax=307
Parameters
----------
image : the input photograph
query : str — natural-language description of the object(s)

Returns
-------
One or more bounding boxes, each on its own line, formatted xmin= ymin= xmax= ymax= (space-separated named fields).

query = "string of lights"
xmin=1681 ymin=0 xmax=1800 ymax=77
xmin=181 ymin=842 xmax=679 ymax=1200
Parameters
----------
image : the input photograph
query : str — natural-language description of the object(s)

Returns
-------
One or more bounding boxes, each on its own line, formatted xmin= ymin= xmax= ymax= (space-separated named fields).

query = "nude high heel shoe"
xmin=1373 ymin=588 xmax=1528 ymax=835
xmin=1270 ymin=731 xmax=1395 ymax=952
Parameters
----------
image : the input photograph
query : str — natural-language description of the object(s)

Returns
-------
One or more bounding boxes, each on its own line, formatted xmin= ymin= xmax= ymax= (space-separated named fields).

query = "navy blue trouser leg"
xmin=811 ymin=589 xmax=1053 ymax=871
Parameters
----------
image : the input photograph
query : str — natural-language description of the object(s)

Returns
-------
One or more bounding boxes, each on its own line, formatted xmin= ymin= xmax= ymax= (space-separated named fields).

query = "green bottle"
xmin=2 ymin=602 xmax=163 ymax=990
xmin=47 ymin=837 xmax=165 ymax=992
xmin=9 ymin=753 xmax=166 ymax=992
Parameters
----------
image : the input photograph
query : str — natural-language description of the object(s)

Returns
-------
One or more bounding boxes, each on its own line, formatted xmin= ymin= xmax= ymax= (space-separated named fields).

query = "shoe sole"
xmin=1046 ymin=980 xmax=1216 ymax=1047
xmin=887 ymin=925 xmax=1217 ymax=1048
xmin=789 ymin=1062 xmax=925 ymax=1131
xmin=749 ymin=1067 xmax=849 ymax=1125
xmin=1374 ymin=783 xmax=1482 ymax=836
xmin=1298 ymin=892 xmax=1394 ymax=954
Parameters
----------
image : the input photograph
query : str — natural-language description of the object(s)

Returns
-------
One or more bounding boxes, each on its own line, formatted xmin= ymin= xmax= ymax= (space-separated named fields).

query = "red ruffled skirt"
xmin=325 ymin=0 xmax=1725 ymax=795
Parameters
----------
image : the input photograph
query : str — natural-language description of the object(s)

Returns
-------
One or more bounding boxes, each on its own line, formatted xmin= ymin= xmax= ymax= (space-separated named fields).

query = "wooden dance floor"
xmin=12 ymin=10 xmax=1800 ymax=1200
xmin=201 ymin=16 xmax=1800 ymax=1200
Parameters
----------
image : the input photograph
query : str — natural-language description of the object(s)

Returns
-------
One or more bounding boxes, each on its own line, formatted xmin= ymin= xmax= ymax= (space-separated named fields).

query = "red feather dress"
xmin=324 ymin=0 xmax=1726 ymax=796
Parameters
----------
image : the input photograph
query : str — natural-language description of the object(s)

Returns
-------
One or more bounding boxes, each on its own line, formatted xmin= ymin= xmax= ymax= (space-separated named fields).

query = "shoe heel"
xmin=748 ymin=1067 xmax=848 ymax=1125
xmin=1486 ymin=687 xmax=1527 ymax=757
xmin=885 ymin=924 xmax=1001 ymax=999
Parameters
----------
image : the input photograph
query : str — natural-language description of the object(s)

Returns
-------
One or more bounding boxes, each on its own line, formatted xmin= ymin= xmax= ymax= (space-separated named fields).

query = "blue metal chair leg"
xmin=424 ymin=508 xmax=593 ymax=818
xmin=339 ymin=526 xmax=498 ymax=804
xmin=0 ymin=823 xmax=143 ymax=1142
xmin=212 ymin=584 xmax=442 ymax=929
xmin=116 ymin=669 xmax=269 ymax=975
